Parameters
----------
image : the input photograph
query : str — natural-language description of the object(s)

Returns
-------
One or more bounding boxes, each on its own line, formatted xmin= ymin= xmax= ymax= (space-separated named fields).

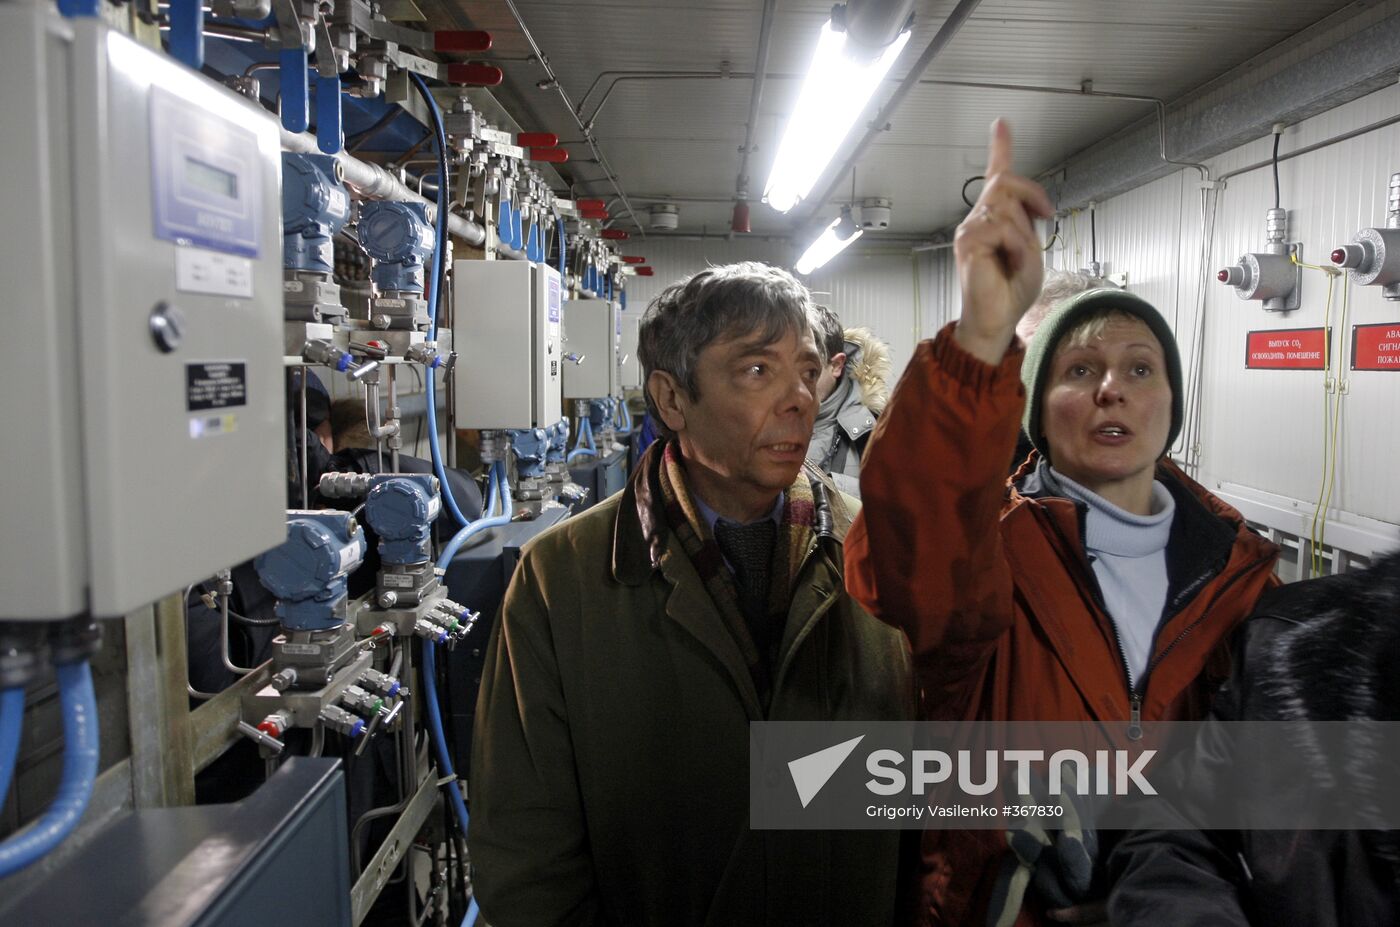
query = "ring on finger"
xmin=979 ymin=204 xmax=994 ymax=223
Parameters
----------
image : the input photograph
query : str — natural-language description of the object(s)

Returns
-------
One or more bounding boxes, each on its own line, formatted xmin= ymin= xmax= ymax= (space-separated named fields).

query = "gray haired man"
xmin=469 ymin=262 xmax=913 ymax=927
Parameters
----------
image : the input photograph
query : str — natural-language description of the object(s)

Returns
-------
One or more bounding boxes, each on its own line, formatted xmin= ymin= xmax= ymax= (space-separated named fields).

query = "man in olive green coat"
xmin=469 ymin=262 xmax=914 ymax=927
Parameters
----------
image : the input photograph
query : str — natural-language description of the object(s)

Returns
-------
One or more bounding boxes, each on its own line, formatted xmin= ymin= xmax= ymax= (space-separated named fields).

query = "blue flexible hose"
xmin=427 ymin=465 xmax=507 ymax=921
xmin=420 ymin=641 xmax=477 ymax=920
xmin=567 ymin=418 xmax=598 ymax=462
xmin=0 ymin=662 xmax=98 ymax=878
xmin=409 ymin=72 xmax=472 ymax=530
xmin=0 ymin=688 xmax=25 ymax=805
xmin=435 ymin=461 xmax=513 ymax=572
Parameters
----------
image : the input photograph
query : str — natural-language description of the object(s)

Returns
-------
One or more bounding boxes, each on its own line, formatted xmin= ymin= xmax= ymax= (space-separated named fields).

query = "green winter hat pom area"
xmin=1019 ymin=288 xmax=1184 ymax=462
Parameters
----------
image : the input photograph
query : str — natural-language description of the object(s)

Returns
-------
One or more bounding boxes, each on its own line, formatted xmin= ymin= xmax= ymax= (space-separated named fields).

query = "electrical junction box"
xmin=618 ymin=313 xmax=643 ymax=390
xmin=562 ymin=297 xmax=618 ymax=398
xmin=453 ymin=260 xmax=563 ymax=428
xmin=0 ymin=9 xmax=285 ymax=620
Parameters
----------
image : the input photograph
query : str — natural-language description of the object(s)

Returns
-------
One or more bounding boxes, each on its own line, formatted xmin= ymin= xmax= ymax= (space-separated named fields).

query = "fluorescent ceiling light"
xmin=763 ymin=21 xmax=911 ymax=214
xmin=794 ymin=210 xmax=863 ymax=275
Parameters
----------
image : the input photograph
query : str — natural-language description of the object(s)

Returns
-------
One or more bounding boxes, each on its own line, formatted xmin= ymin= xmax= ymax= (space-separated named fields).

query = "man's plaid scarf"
xmin=655 ymin=440 xmax=819 ymax=708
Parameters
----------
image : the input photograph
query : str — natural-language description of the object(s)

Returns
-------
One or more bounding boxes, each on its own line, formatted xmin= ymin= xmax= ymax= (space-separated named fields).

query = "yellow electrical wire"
xmin=1291 ymin=252 xmax=1341 ymax=576
xmin=1290 ymin=253 xmax=1342 ymax=275
xmin=1317 ymin=275 xmax=1350 ymax=573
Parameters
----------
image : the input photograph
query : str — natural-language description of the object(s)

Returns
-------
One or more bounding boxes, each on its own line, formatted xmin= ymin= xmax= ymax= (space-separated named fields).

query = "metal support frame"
xmin=350 ymin=762 xmax=440 ymax=925
xmin=123 ymin=594 xmax=197 ymax=808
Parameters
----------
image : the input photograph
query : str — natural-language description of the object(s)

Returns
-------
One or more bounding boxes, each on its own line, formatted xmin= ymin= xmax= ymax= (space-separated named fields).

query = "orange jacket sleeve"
xmin=845 ymin=323 xmax=1026 ymax=701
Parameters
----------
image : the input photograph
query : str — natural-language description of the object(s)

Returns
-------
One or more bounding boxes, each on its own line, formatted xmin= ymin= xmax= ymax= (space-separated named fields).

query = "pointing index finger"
xmin=985 ymin=118 xmax=1014 ymax=178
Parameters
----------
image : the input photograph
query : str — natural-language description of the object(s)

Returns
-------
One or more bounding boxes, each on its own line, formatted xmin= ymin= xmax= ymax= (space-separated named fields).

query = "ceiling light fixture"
xmin=763 ymin=20 xmax=910 ymax=214
xmin=794 ymin=206 xmax=863 ymax=275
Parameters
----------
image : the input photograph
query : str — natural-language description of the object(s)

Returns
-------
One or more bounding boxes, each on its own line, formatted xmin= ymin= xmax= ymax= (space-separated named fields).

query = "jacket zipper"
xmin=1041 ymin=508 xmax=1149 ymax=740
xmin=1129 ymin=552 xmax=1274 ymax=738
xmin=1040 ymin=504 xmax=1272 ymax=742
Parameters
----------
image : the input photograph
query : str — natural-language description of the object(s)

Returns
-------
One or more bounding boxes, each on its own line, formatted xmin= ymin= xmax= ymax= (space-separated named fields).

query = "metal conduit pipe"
xmin=279 ymin=128 xmax=489 ymax=249
xmin=735 ymin=0 xmax=780 ymax=201
xmin=582 ymin=73 xmax=735 ymax=128
xmin=914 ymin=79 xmax=1209 ymax=181
xmin=499 ymin=0 xmax=644 ymax=235
xmin=608 ymin=73 xmax=1197 ymax=215
xmin=576 ymin=70 xmax=727 ymax=119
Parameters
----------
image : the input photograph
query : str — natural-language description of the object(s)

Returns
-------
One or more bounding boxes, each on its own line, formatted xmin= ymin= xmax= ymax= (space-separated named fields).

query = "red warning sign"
xmin=1352 ymin=323 xmax=1400 ymax=371
xmin=1245 ymin=327 xmax=1329 ymax=370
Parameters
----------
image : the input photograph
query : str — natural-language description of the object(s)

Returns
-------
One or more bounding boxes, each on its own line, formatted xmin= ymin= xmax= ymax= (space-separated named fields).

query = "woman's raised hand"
xmin=953 ymin=119 xmax=1056 ymax=364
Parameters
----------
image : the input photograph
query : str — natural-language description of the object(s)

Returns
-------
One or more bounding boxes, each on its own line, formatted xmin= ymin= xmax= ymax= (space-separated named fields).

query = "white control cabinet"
xmin=618 ymin=313 xmax=643 ymax=389
xmin=453 ymin=261 xmax=563 ymax=428
xmin=0 ymin=10 xmax=286 ymax=620
xmin=562 ymin=297 xmax=618 ymax=398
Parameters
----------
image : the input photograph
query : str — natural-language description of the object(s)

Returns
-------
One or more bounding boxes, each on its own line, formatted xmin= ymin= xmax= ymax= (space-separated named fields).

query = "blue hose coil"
xmin=0 ymin=662 xmax=99 ymax=879
xmin=0 ymin=688 xmax=25 ymax=806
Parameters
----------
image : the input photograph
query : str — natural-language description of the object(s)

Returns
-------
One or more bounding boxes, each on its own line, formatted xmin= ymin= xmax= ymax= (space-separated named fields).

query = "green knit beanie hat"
xmin=1020 ymin=288 xmax=1183 ymax=462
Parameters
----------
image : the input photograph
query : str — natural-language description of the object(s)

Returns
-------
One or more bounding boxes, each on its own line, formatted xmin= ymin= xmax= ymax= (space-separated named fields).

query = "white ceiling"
xmin=418 ymin=0 xmax=1363 ymax=237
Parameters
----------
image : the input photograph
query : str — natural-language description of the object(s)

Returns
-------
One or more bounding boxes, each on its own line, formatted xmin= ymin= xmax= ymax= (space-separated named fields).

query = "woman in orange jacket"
xmin=844 ymin=121 xmax=1280 ymax=927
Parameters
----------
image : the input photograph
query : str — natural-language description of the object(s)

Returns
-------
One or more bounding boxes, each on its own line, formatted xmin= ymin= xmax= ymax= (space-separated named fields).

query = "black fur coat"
xmin=1108 ymin=549 xmax=1400 ymax=926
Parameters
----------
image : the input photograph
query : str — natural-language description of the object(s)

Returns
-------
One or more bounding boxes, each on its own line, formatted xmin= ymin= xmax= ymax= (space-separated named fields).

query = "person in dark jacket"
xmin=1108 ymin=548 xmax=1400 ymax=926
xmin=807 ymin=303 xmax=891 ymax=497
xmin=469 ymin=261 xmax=914 ymax=927
xmin=844 ymin=121 xmax=1280 ymax=927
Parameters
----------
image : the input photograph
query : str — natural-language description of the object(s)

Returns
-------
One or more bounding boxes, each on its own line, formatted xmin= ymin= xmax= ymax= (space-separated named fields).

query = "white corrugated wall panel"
xmin=1193 ymin=82 xmax=1400 ymax=528
xmin=803 ymin=251 xmax=919 ymax=376
xmin=916 ymin=247 xmax=960 ymax=340
xmin=917 ymin=81 xmax=1400 ymax=533
xmin=619 ymin=238 xmax=921 ymax=381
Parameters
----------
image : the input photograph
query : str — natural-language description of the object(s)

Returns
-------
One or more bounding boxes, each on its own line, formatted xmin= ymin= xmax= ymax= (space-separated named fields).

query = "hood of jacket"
xmin=841 ymin=327 xmax=891 ymax=415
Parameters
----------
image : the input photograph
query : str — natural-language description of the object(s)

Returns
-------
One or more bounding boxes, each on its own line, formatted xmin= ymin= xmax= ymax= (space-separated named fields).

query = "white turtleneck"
xmin=1048 ymin=467 xmax=1176 ymax=688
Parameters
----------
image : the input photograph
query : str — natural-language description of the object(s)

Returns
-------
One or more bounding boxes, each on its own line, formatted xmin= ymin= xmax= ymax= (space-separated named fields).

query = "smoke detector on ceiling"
xmin=859 ymin=197 xmax=892 ymax=230
xmin=649 ymin=203 xmax=680 ymax=230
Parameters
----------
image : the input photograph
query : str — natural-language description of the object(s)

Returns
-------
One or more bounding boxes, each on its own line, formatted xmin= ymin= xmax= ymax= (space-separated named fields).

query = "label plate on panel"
xmin=1352 ymin=323 xmax=1400 ymax=370
xmin=177 ymin=247 xmax=254 ymax=298
xmin=186 ymin=362 xmax=248 ymax=411
xmin=189 ymin=413 xmax=238 ymax=439
xmin=1245 ymin=327 xmax=1329 ymax=370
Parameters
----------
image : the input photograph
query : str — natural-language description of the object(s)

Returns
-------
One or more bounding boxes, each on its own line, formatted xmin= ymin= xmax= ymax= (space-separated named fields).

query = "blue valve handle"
xmin=526 ymin=218 xmax=542 ymax=262
xmin=316 ymin=73 xmax=343 ymax=155
xmin=509 ymin=202 xmax=524 ymax=251
xmin=496 ymin=196 xmax=512 ymax=246
xmin=556 ymin=217 xmax=568 ymax=279
xmin=169 ymin=0 xmax=205 ymax=70
xmin=56 ymin=0 xmax=100 ymax=17
xmin=280 ymin=49 xmax=311 ymax=134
